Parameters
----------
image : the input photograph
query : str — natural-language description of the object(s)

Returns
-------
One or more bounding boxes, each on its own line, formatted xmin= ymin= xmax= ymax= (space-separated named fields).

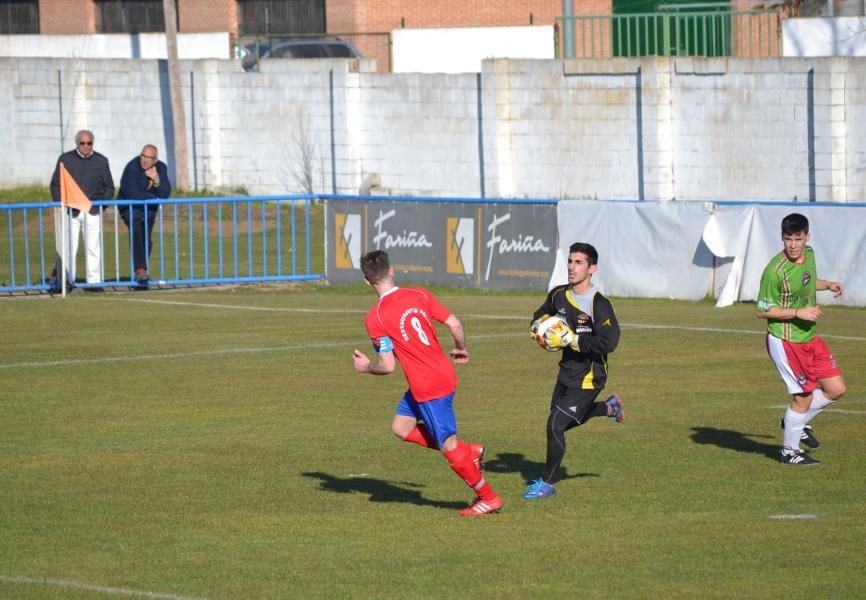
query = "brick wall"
xmin=40 ymin=0 xmax=95 ymax=34
xmin=180 ymin=0 xmax=234 ymax=33
xmin=334 ymin=1 xmax=612 ymax=71
xmin=37 ymin=0 xmax=615 ymax=37
xmin=326 ymin=0 xmax=356 ymax=32
xmin=350 ymin=0 xmax=572 ymax=32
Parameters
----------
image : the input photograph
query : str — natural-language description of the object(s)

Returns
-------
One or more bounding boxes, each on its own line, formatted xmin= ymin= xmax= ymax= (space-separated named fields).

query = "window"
xmin=238 ymin=0 xmax=325 ymax=35
xmin=0 ymin=0 xmax=39 ymax=34
xmin=325 ymin=43 xmax=354 ymax=58
xmin=95 ymin=0 xmax=166 ymax=34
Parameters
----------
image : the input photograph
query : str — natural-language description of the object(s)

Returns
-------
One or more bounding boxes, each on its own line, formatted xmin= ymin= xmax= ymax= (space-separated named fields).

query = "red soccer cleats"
xmin=458 ymin=495 xmax=504 ymax=517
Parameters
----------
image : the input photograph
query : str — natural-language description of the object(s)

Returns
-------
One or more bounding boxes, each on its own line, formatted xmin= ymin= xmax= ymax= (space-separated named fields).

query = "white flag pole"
xmin=61 ymin=205 xmax=68 ymax=298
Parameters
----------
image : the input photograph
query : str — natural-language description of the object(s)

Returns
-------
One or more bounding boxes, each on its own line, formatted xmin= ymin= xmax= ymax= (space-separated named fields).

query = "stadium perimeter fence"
xmin=0 ymin=194 xmax=560 ymax=294
xmin=0 ymin=195 xmax=323 ymax=293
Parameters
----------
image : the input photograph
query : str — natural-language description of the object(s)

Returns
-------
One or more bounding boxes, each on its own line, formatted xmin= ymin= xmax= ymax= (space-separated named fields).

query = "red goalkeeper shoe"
xmin=458 ymin=495 xmax=503 ymax=517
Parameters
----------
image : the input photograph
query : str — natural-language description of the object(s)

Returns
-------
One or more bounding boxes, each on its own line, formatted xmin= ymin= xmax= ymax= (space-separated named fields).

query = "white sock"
xmin=782 ymin=407 xmax=809 ymax=451
xmin=805 ymin=388 xmax=834 ymax=424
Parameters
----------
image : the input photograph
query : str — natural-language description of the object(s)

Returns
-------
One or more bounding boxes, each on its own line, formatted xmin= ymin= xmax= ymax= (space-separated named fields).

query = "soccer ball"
xmin=534 ymin=315 xmax=574 ymax=352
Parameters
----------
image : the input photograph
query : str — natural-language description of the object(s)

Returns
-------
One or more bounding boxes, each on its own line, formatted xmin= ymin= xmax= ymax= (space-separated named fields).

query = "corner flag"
xmin=59 ymin=163 xmax=92 ymax=212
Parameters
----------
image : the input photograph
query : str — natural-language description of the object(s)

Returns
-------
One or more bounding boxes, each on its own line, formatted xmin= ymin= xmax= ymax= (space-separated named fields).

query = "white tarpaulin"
xmin=702 ymin=204 xmax=866 ymax=307
xmin=552 ymin=200 xmax=866 ymax=308
xmin=552 ymin=201 xmax=716 ymax=300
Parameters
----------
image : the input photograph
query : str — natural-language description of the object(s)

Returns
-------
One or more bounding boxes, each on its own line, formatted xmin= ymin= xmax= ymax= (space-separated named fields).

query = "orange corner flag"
xmin=59 ymin=163 xmax=92 ymax=212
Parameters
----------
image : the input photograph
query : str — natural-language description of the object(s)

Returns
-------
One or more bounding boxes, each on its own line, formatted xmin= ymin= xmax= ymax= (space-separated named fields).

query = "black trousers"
xmin=120 ymin=206 xmax=158 ymax=272
xmin=542 ymin=381 xmax=607 ymax=483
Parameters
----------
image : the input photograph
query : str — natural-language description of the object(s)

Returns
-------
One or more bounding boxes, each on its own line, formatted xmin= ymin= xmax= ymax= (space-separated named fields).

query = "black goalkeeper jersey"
xmin=532 ymin=284 xmax=620 ymax=390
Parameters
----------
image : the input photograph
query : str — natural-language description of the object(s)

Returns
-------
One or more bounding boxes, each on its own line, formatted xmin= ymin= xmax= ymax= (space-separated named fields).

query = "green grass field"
xmin=1 ymin=286 xmax=865 ymax=599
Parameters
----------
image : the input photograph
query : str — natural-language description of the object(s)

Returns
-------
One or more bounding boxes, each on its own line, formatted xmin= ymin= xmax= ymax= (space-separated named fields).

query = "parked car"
xmin=240 ymin=38 xmax=362 ymax=71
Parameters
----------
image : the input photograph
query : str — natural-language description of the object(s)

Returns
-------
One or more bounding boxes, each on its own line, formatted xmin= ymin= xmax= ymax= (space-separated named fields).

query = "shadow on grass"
xmin=302 ymin=471 xmax=467 ymax=510
xmin=482 ymin=451 xmax=599 ymax=483
xmin=690 ymin=427 xmax=778 ymax=460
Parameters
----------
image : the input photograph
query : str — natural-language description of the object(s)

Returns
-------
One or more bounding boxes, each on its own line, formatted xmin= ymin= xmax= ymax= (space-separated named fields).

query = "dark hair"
xmin=361 ymin=250 xmax=390 ymax=284
xmin=568 ymin=242 xmax=598 ymax=266
xmin=781 ymin=213 xmax=809 ymax=236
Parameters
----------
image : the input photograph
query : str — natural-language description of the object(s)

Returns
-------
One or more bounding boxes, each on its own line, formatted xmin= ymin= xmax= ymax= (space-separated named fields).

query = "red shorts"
xmin=765 ymin=334 xmax=842 ymax=394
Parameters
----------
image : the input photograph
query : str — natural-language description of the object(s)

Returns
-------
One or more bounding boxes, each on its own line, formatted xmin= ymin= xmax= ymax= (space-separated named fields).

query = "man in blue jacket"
xmin=117 ymin=145 xmax=172 ymax=283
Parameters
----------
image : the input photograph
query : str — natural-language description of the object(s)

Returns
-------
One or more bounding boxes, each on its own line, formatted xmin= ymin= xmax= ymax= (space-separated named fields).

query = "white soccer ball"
xmin=534 ymin=315 xmax=574 ymax=352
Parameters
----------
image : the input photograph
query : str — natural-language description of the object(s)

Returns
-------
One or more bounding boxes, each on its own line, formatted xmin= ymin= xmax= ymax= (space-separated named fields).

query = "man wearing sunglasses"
xmin=49 ymin=129 xmax=115 ymax=289
xmin=117 ymin=145 xmax=172 ymax=283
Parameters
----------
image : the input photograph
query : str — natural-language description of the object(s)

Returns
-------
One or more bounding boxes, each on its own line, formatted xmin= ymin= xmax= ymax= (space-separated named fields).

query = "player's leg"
xmin=545 ymin=387 xmax=599 ymax=474
xmin=525 ymin=385 xmax=597 ymax=499
xmin=793 ymin=375 xmax=845 ymax=449
xmin=567 ymin=392 xmax=622 ymax=428
xmin=781 ymin=391 xmax=820 ymax=464
xmin=392 ymin=390 xmax=436 ymax=449
xmin=783 ymin=392 xmax=812 ymax=448
xmin=523 ymin=405 xmax=570 ymax=499
xmin=809 ymin=336 xmax=846 ymax=417
xmin=767 ymin=335 xmax=820 ymax=464
xmin=415 ymin=393 xmax=501 ymax=515
xmin=782 ymin=337 xmax=845 ymax=455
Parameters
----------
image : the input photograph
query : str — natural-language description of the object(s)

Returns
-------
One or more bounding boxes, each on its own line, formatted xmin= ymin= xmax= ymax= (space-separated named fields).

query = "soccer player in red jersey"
xmin=352 ymin=250 xmax=503 ymax=516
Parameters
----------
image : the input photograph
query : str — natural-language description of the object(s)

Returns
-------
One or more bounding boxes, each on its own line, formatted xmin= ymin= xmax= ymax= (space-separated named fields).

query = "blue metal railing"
xmin=0 ymin=195 xmax=324 ymax=293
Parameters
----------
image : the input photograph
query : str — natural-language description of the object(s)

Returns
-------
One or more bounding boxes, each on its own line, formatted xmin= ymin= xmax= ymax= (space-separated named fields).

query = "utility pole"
xmin=163 ymin=0 xmax=189 ymax=190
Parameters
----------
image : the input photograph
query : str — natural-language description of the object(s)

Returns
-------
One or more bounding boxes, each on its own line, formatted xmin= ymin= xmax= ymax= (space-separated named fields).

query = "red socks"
xmin=402 ymin=424 xmax=438 ymax=449
xmin=402 ymin=432 xmax=498 ymax=502
xmin=443 ymin=441 xmax=497 ymax=502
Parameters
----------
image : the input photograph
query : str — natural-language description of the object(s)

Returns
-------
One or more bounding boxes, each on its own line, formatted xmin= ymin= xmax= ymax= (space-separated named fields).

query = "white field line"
xmin=771 ymin=399 xmax=866 ymax=405
xmin=0 ymin=333 xmax=517 ymax=370
xmin=0 ymin=575 xmax=205 ymax=600
xmin=769 ymin=514 xmax=817 ymax=520
xmin=4 ymin=297 xmax=863 ymax=370
xmin=769 ymin=403 xmax=866 ymax=415
xmin=101 ymin=297 xmax=866 ymax=341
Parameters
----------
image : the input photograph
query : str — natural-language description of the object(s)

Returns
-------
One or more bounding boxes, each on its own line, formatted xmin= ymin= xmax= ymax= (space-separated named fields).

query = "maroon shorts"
xmin=766 ymin=334 xmax=842 ymax=394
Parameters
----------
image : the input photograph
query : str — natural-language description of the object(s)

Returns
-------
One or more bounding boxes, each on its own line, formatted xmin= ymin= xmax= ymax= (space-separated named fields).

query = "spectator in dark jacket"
xmin=50 ymin=129 xmax=114 ymax=288
xmin=117 ymin=144 xmax=172 ymax=283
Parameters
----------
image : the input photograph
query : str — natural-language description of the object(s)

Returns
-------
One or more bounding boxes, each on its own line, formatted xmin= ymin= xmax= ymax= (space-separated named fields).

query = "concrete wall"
xmin=2 ymin=56 xmax=865 ymax=203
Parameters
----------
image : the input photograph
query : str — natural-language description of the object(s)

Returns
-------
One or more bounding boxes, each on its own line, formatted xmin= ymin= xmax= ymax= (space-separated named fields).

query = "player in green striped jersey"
xmin=756 ymin=213 xmax=846 ymax=465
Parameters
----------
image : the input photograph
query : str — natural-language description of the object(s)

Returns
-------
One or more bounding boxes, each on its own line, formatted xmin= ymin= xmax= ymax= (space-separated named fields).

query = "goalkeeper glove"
xmin=529 ymin=315 xmax=549 ymax=337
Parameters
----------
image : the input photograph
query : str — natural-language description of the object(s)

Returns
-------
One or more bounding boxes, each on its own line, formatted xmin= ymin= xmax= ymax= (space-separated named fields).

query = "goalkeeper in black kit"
xmin=523 ymin=242 xmax=622 ymax=500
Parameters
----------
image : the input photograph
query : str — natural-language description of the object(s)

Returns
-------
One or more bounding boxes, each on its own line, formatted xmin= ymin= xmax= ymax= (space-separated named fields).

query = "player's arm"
xmin=569 ymin=295 xmax=620 ymax=354
xmin=817 ymin=278 xmax=843 ymax=298
xmin=425 ymin=292 xmax=469 ymax=364
xmin=353 ymin=335 xmax=396 ymax=375
xmin=530 ymin=288 xmax=558 ymax=334
xmin=754 ymin=270 xmax=822 ymax=321
xmin=756 ymin=305 xmax=822 ymax=321
xmin=443 ymin=314 xmax=469 ymax=364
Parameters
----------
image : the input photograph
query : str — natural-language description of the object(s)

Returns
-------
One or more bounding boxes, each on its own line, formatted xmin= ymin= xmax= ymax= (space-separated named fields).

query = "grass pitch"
xmin=1 ymin=286 xmax=865 ymax=599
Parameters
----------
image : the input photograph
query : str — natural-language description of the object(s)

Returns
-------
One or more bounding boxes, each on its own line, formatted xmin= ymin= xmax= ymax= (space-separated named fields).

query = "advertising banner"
xmin=326 ymin=198 xmax=557 ymax=291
